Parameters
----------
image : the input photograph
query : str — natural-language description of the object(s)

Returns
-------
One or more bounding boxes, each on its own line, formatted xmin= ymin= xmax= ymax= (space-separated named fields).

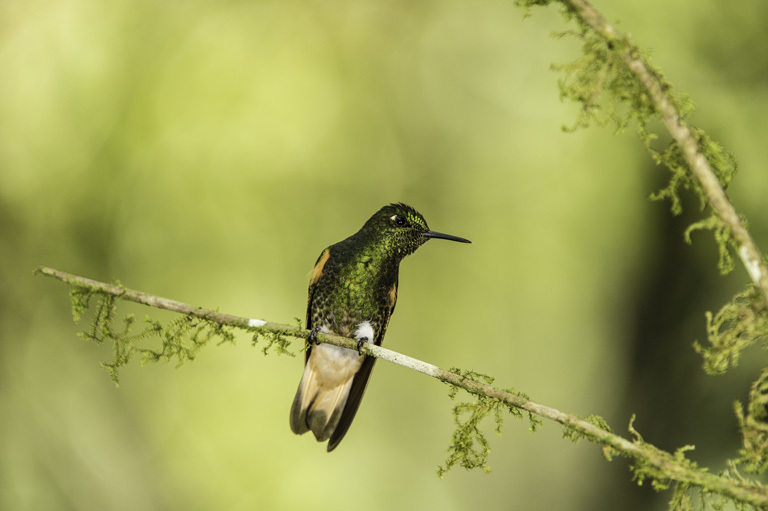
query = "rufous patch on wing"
xmin=310 ymin=249 xmax=330 ymax=285
xmin=388 ymin=282 xmax=397 ymax=308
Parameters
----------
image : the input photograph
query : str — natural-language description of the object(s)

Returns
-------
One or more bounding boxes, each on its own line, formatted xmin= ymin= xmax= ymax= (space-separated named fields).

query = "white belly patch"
xmin=354 ymin=321 xmax=374 ymax=344
xmin=308 ymin=322 xmax=373 ymax=388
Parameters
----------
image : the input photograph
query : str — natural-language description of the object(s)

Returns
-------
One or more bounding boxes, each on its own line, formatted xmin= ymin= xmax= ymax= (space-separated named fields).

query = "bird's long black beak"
xmin=422 ymin=231 xmax=472 ymax=244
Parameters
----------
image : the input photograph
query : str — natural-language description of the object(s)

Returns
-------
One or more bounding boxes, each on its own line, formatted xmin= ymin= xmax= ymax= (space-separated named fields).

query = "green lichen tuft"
xmin=627 ymin=416 xmax=701 ymax=494
xmin=70 ymin=285 xmax=95 ymax=322
xmin=251 ymin=329 xmax=296 ymax=357
xmin=648 ymin=129 xmax=737 ymax=216
xmin=734 ymin=368 xmax=768 ymax=474
xmin=563 ymin=414 xmax=617 ymax=460
xmin=684 ymin=215 xmax=736 ymax=275
xmin=514 ymin=0 xmax=557 ymax=17
xmin=71 ymin=285 xmax=119 ymax=344
xmin=249 ymin=318 xmax=300 ymax=357
xmin=563 ymin=414 xmax=612 ymax=443
xmin=694 ymin=286 xmax=768 ymax=374
xmin=438 ymin=369 xmax=541 ymax=478
xmin=554 ymin=28 xmax=690 ymax=218
xmin=140 ymin=314 xmax=236 ymax=368
xmin=550 ymin=14 xmax=739 ymax=259
xmin=437 ymin=392 xmax=499 ymax=478
xmin=553 ymin=30 xmax=640 ymax=133
xmin=69 ymin=284 xmax=237 ymax=385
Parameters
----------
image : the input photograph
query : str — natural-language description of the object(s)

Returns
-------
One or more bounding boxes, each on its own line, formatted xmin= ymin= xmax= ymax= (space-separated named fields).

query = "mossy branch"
xmin=35 ymin=266 xmax=768 ymax=509
xmin=532 ymin=0 xmax=768 ymax=305
xmin=520 ymin=5 xmax=768 ymax=480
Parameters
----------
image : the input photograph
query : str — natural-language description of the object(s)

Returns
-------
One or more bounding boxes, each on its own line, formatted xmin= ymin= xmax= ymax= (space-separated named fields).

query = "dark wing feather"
xmin=304 ymin=249 xmax=330 ymax=363
xmin=304 ymin=308 xmax=313 ymax=363
xmin=326 ymin=355 xmax=377 ymax=451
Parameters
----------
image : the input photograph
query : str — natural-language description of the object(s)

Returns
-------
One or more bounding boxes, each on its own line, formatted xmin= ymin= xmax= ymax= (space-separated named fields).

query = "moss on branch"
xmin=36 ymin=266 xmax=768 ymax=508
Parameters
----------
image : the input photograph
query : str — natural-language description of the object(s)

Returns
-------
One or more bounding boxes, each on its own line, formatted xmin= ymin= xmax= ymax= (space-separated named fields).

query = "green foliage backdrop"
xmin=2 ymin=0 xmax=767 ymax=510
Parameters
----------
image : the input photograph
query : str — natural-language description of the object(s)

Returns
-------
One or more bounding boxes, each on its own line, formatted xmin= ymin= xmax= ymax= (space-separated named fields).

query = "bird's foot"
xmin=307 ymin=326 xmax=322 ymax=345
xmin=353 ymin=321 xmax=374 ymax=356
xmin=355 ymin=337 xmax=369 ymax=356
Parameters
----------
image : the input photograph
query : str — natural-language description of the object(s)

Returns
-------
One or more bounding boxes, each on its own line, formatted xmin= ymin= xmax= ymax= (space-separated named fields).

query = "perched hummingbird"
xmin=289 ymin=203 xmax=471 ymax=451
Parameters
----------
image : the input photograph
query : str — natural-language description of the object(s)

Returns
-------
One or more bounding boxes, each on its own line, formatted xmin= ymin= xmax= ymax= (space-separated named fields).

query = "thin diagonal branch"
xmin=35 ymin=266 xmax=768 ymax=507
xmin=561 ymin=0 xmax=768 ymax=305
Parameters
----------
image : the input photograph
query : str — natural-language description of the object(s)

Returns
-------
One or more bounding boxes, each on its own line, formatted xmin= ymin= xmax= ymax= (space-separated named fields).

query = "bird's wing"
xmin=304 ymin=248 xmax=331 ymax=362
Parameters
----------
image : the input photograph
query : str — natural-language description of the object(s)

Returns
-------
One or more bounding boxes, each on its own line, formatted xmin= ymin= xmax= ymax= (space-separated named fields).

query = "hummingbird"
xmin=289 ymin=203 xmax=471 ymax=451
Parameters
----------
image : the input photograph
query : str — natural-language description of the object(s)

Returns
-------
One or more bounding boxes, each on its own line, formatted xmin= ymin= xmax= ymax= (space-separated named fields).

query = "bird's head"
xmin=358 ymin=203 xmax=471 ymax=260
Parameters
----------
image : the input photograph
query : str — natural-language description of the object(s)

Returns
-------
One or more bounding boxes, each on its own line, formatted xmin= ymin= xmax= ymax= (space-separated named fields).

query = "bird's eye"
xmin=392 ymin=215 xmax=408 ymax=227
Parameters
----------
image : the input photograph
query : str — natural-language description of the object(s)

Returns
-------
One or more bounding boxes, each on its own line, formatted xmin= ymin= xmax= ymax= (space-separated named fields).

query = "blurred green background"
xmin=2 ymin=0 xmax=767 ymax=509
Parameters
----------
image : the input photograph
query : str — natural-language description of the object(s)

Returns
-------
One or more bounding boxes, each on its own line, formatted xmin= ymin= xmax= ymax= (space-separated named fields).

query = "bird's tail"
xmin=289 ymin=362 xmax=353 ymax=443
